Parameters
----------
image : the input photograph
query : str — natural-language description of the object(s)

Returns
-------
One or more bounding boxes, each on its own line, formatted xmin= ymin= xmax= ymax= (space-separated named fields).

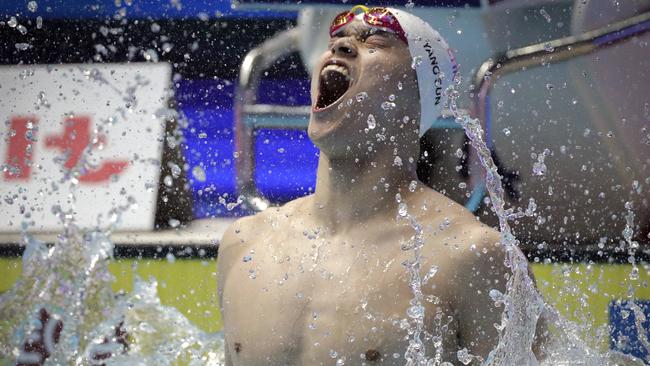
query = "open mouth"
xmin=315 ymin=63 xmax=351 ymax=110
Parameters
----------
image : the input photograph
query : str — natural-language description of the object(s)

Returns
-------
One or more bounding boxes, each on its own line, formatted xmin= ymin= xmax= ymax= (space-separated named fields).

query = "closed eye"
xmin=327 ymin=28 xmax=398 ymax=48
xmin=364 ymin=34 xmax=391 ymax=47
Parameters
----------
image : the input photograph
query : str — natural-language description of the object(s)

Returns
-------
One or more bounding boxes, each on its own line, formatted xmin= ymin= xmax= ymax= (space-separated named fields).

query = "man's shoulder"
xmin=220 ymin=195 xmax=313 ymax=247
xmin=416 ymin=188 xmax=503 ymax=263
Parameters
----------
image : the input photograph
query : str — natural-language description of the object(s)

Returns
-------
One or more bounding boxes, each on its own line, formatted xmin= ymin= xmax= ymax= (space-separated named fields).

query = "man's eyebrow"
xmin=332 ymin=26 xmax=395 ymax=40
xmin=361 ymin=29 xmax=393 ymax=38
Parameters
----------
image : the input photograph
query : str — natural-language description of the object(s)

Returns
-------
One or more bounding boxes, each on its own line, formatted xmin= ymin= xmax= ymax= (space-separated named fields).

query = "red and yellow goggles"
xmin=329 ymin=5 xmax=408 ymax=44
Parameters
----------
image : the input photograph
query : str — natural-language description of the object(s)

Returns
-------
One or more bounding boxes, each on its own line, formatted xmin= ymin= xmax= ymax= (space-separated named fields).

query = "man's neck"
xmin=310 ymin=149 xmax=420 ymax=233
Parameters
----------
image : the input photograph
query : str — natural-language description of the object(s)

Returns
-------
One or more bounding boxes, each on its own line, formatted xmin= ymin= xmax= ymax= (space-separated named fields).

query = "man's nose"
xmin=330 ymin=38 xmax=358 ymax=57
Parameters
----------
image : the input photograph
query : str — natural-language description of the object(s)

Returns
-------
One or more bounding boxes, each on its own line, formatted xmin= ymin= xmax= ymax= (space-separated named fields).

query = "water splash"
xmin=367 ymin=114 xmax=377 ymax=129
xmin=395 ymin=193 xmax=436 ymax=366
xmin=446 ymin=81 xmax=545 ymax=366
xmin=446 ymin=74 xmax=644 ymax=366
xmin=0 ymin=67 xmax=225 ymax=365
xmin=532 ymin=149 xmax=550 ymax=176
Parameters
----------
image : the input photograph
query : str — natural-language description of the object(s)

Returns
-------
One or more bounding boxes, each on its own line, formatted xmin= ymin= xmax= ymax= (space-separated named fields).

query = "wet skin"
xmin=218 ymin=20 xmax=546 ymax=365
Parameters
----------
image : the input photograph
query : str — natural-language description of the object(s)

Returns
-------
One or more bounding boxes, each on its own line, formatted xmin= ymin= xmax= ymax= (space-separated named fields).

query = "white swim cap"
xmin=386 ymin=8 xmax=458 ymax=136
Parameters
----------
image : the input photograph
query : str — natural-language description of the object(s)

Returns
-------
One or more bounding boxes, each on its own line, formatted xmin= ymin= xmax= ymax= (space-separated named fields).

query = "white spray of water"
xmin=444 ymin=74 xmax=644 ymax=366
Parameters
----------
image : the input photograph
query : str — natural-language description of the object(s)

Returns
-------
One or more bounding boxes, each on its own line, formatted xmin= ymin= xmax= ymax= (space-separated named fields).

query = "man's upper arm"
xmin=217 ymin=219 xmax=250 ymax=366
xmin=217 ymin=219 xmax=247 ymax=310
xmin=454 ymin=229 xmax=508 ymax=362
xmin=455 ymin=228 xmax=547 ymax=363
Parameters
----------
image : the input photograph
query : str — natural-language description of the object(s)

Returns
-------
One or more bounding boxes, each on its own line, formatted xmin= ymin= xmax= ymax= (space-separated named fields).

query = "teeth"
xmin=321 ymin=64 xmax=349 ymax=77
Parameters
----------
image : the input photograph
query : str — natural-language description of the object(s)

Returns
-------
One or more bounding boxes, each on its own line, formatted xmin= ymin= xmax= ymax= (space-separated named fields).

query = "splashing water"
xmin=1 ymin=156 xmax=226 ymax=363
xmin=532 ymin=149 xmax=550 ymax=176
xmin=395 ymin=193 xmax=444 ymax=366
xmin=441 ymin=77 xmax=545 ymax=365
xmin=444 ymin=75 xmax=644 ymax=366
xmin=1 ymin=63 xmax=647 ymax=366
xmin=0 ymin=223 xmax=225 ymax=365
xmin=0 ymin=68 xmax=226 ymax=365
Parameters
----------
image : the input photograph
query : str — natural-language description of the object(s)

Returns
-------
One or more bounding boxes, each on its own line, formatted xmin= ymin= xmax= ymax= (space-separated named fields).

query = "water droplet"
xmin=543 ymin=43 xmax=555 ymax=52
xmin=163 ymin=175 xmax=173 ymax=187
xmin=407 ymin=304 xmax=424 ymax=319
xmin=411 ymin=56 xmax=422 ymax=69
xmin=169 ymin=163 xmax=181 ymax=178
xmin=329 ymin=350 xmax=338 ymax=358
xmin=532 ymin=149 xmax=549 ymax=176
xmin=483 ymin=70 xmax=492 ymax=81
xmin=355 ymin=92 xmax=368 ymax=102
xmin=423 ymin=265 xmax=438 ymax=284
xmin=8 ymin=17 xmax=17 ymax=28
xmin=457 ymin=348 xmax=474 ymax=365
xmin=545 ymin=83 xmax=554 ymax=90
xmin=143 ymin=48 xmax=159 ymax=62
xmin=388 ymin=94 xmax=396 ymax=102
xmin=405 ymin=0 xmax=415 ymax=9
xmin=532 ymin=162 xmax=547 ymax=176
xmin=398 ymin=202 xmax=408 ymax=217
xmin=393 ymin=156 xmax=403 ymax=167
xmin=502 ymin=128 xmax=511 ymax=136
xmin=36 ymin=16 xmax=42 ymax=29
xmin=408 ymin=180 xmax=417 ymax=192
xmin=168 ymin=218 xmax=180 ymax=228
xmin=381 ymin=101 xmax=396 ymax=110
xmin=225 ymin=196 xmax=244 ymax=211
xmin=27 ymin=1 xmax=38 ymax=12
xmin=15 ymin=43 xmax=31 ymax=51
xmin=36 ymin=91 xmax=50 ymax=109
xmin=242 ymin=255 xmax=252 ymax=263
xmin=367 ymin=114 xmax=376 ymax=129
xmin=166 ymin=253 xmax=176 ymax=263
xmin=539 ymin=8 xmax=552 ymax=23
xmin=191 ymin=166 xmax=206 ymax=182
xmin=17 ymin=25 xmax=27 ymax=35
xmin=397 ymin=81 xmax=403 ymax=90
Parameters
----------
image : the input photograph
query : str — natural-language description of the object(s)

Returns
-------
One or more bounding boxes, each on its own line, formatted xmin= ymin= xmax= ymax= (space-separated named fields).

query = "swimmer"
xmin=218 ymin=6 xmax=547 ymax=365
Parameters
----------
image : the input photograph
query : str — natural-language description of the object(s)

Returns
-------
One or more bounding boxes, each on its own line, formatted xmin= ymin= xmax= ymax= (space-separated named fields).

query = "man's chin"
xmin=308 ymin=118 xmax=347 ymax=151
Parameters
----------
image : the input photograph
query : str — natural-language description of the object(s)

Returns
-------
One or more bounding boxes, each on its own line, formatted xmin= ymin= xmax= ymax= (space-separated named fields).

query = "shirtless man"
xmin=218 ymin=6 xmax=544 ymax=365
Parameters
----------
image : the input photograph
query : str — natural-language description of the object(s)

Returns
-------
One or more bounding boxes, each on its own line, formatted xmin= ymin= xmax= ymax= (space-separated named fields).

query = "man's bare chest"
xmin=222 ymin=229 xmax=456 ymax=365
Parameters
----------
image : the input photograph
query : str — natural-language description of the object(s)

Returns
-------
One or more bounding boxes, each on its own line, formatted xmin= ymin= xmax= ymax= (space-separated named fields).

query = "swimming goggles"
xmin=329 ymin=5 xmax=408 ymax=44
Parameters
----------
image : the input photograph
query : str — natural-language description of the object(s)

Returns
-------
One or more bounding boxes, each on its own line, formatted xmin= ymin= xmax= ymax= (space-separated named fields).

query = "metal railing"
xmin=471 ymin=11 xmax=650 ymax=141
xmin=233 ymin=28 xmax=303 ymax=212
xmin=468 ymin=11 xmax=650 ymax=253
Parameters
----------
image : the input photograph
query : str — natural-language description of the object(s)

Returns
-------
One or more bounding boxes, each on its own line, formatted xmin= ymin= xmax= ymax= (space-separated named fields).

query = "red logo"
xmin=4 ymin=116 xmax=128 ymax=183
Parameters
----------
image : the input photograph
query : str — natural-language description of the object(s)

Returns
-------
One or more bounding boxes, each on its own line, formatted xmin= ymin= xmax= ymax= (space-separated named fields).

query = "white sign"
xmin=0 ymin=63 xmax=171 ymax=232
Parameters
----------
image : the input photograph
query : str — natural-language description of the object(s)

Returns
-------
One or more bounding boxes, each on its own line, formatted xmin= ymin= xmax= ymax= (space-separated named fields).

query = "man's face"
xmin=308 ymin=19 xmax=420 ymax=158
